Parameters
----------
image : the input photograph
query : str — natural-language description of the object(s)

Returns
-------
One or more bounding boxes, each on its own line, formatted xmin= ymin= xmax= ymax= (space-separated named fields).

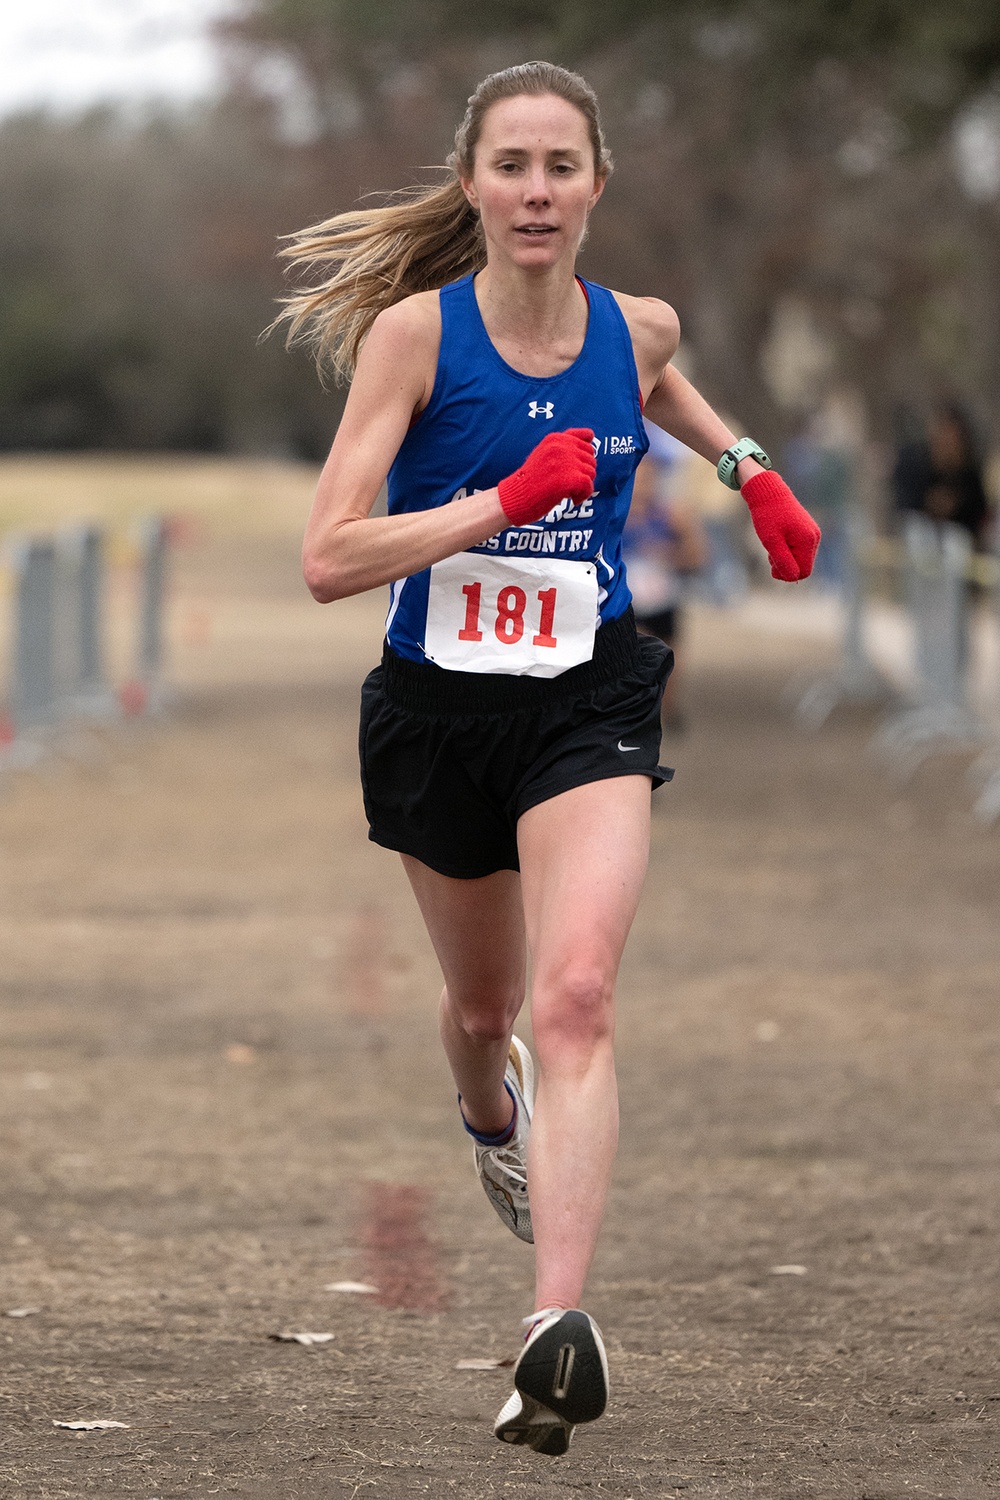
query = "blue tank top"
xmin=384 ymin=272 xmax=648 ymax=666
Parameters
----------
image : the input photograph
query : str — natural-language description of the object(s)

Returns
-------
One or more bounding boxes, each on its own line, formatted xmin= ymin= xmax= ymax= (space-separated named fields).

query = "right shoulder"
xmin=369 ymin=288 xmax=441 ymax=343
xmin=356 ymin=290 xmax=442 ymax=412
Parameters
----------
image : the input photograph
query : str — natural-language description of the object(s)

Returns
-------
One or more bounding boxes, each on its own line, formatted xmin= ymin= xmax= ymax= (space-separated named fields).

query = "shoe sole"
xmin=495 ymin=1394 xmax=574 ymax=1455
xmin=514 ymin=1310 xmax=608 ymax=1426
xmin=479 ymin=1170 xmax=532 ymax=1243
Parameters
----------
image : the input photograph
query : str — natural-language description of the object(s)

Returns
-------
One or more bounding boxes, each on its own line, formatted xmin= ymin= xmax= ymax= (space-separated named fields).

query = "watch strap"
xmin=717 ymin=437 xmax=772 ymax=490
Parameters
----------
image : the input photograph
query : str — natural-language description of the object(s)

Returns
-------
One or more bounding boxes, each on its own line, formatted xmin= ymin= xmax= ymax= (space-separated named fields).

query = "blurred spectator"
xmin=784 ymin=409 xmax=852 ymax=591
xmin=623 ymin=443 xmax=707 ymax=732
xmin=892 ymin=402 xmax=992 ymax=548
xmin=890 ymin=404 xmax=928 ymax=519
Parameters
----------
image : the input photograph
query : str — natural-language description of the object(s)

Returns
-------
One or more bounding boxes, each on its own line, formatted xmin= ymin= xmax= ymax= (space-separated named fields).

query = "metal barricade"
xmin=2 ymin=516 xmax=170 ymax=769
xmin=74 ymin=524 xmax=110 ymax=710
xmin=793 ymin=510 xmax=891 ymax=730
xmin=10 ymin=537 xmax=57 ymax=733
xmin=873 ymin=515 xmax=983 ymax=770
xmin=133 ymin=515 xmax=169 ymax=713
xmin=971 ymin=542 xmax=1000 ymax=824
xmin=55 ymin=524 xmax=115 ymax=717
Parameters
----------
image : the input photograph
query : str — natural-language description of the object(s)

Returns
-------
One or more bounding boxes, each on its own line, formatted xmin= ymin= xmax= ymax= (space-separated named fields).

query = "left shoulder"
xmin=607 ymin=292 xmax=681 ymax=395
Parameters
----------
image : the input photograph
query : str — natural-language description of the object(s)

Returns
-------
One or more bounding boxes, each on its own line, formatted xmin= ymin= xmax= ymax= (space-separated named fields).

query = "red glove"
xmin=497 ymin=428 xmax=596 ymax=526
xmin=741 ymin=470 xmax=821 ymax=582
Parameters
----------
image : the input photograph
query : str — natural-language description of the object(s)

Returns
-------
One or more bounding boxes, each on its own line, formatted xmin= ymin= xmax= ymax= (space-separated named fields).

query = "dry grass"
xmin=0 ymin=454 xmax=320 ymax=542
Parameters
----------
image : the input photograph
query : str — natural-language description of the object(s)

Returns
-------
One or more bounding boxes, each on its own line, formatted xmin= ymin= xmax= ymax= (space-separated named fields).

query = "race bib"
xmin=424 ymin=552 xmax=598 ymax=677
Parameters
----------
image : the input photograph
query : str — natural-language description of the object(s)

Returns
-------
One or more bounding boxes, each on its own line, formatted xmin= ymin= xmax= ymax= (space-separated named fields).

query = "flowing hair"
xmin=273 ymin=62 xmax=613 ymax=383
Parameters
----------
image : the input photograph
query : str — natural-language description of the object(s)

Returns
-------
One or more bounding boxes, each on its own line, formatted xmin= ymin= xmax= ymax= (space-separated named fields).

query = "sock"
xmin=459 ymin=1080 xmax=517 ymax=1146
xmin=522 ymin=1306 xmax=566 ymax=1341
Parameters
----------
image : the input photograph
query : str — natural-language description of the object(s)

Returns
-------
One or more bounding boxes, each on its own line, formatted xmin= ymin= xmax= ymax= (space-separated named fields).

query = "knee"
xmin=531 ymin=966 xmax=615 ymax=1063
xmin=444 ymin=984 xmax=524 ymax=1045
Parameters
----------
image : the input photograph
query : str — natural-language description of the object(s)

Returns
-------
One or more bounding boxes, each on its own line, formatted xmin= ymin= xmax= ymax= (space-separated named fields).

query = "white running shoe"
xmin=494 ymin=1307 xmax=610 ymax=1456
xmin=473 ymin=1036 xmax=534 ymax=1244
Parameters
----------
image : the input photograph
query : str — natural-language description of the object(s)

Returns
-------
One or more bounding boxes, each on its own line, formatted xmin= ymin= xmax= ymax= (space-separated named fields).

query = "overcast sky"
xmin=0 ymin=0 xmax=239 ymax=117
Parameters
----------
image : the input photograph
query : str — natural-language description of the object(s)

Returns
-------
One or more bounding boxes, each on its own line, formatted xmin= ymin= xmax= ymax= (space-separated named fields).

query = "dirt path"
xmin=1 ymin=533 xmax=998 ymax=1499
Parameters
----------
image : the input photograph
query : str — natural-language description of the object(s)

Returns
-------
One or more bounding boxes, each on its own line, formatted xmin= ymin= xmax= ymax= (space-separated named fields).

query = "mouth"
xmin=515 ymin=225 xmax=558 ymax=238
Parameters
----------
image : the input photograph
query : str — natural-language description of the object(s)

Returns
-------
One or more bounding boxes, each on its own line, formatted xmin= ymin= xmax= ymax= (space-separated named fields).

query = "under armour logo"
xmin=528 ymin=401 xmax=554 ymax=419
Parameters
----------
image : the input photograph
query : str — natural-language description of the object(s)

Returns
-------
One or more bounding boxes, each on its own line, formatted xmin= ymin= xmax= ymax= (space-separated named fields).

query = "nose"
xmin=523 ymin=167 xmax=551 ymax=206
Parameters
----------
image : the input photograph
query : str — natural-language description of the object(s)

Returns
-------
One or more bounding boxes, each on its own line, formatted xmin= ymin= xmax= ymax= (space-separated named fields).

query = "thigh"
xmin=401 ymin=855 xmax=527 ymax=1004
xmin=516 ymin=775 xmax=651 ymax=983
xmin=361 ymin=674 xmax=519 ymax=879
xmin=511 ymin=637 xmax=674 ymax=825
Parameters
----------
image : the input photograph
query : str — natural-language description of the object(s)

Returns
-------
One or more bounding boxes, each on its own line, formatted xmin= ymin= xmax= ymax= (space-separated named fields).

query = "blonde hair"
xmin=274 ymin=62 xmax=613 ymax=383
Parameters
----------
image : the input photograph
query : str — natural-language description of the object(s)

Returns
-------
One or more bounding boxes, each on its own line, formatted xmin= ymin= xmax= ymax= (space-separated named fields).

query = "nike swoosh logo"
xmin=617 ymin=740 xmax=641 ymax=752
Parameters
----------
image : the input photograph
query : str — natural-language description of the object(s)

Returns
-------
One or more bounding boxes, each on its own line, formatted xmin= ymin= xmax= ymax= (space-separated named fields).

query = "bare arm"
xmin=644 ymin=365 xmax=766 ymax=487
xmin=615 ymin=294 xmax=764 ymax=487
xmin=302 ymin=296 xmax=507 ymax=603
xmin=621 ymin=294 xmax=819 ymax=583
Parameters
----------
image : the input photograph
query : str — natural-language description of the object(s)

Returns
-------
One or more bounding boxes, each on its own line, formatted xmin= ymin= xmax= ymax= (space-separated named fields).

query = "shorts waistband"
xmin=380 ymin=607 xmax=641 ymax=714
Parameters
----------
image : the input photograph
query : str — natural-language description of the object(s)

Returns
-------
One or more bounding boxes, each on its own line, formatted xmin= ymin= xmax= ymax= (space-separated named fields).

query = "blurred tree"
xmin=0 ymin=100 xmax=338 ymax=455
xmin=1 ymin=1 xmax=997 ymax=458
xmin=221 ymin=0 xmax=1000 ymax=454
xmin=223 ymin=0 xmax=1000 ymax=133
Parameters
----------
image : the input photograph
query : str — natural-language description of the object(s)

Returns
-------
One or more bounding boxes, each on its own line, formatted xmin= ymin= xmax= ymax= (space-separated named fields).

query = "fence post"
xmin=48 ymin=523 xmax=117 ymax=723
xmin=10 ymin=537 xmax=57 ymax=734
xmin=75 ymin=525 xmax=109 ymax=707
xmin=131 ymin=516 xmax=169 ymax=713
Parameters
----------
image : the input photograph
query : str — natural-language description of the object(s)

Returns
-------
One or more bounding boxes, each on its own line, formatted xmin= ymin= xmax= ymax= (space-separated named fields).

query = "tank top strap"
xmin=576 ymin=277 xmax=646 ymax=431
xmin=434 ymin=274 xmax=485 ymax=373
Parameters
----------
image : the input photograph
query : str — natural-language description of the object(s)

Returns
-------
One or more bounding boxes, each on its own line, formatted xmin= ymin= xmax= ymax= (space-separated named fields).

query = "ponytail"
xmin=274 ymin=62 xmax=611 ymax=384
xmin=274 ymin=177 xmax=484 ymax=385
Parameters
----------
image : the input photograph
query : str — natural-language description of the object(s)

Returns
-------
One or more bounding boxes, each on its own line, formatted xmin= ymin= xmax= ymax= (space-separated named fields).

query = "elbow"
xmin=302 ymin=551 xmax=346 ymax=604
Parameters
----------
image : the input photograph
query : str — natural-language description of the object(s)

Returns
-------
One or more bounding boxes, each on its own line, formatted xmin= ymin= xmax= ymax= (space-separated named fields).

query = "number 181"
xmin=459 ymin=582 xmax=558 ymax=648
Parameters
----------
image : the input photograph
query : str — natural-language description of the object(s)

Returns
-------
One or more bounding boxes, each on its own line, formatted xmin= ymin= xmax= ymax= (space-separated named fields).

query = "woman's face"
xmin=461 ymin=93 xmax=606 ymax=273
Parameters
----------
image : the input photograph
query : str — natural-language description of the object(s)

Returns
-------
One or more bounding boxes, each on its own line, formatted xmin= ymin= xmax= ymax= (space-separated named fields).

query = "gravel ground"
xmin=1 ymin=529 xmax=998 ymax=1499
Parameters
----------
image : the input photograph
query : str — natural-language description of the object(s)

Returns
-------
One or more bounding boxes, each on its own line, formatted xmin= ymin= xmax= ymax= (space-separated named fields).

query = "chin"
xmin=507 ymin=239 xmax=566 ymax=269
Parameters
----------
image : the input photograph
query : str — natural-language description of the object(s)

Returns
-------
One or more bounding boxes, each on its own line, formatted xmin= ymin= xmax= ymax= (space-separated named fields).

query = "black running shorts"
xmin=358 ymin=608 xmax=673 ymax=880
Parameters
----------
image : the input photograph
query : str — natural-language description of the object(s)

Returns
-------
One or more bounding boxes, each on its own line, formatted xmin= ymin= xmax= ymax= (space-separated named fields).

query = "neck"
xmin=474 ymin=260 xmax=586 ymax=346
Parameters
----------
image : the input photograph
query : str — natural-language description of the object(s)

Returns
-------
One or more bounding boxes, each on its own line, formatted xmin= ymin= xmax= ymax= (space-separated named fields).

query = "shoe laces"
xmin=482 ymin=1139 xmax=528 ymax=1190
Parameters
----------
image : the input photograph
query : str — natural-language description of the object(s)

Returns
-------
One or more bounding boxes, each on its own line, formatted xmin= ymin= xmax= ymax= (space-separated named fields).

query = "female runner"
xmin=281 ymin=61 xmax=819 ymax=1455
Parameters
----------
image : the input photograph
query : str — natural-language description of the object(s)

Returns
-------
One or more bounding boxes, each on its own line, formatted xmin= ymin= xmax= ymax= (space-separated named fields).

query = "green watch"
xmin=717 ymin=437 xmax=772 ymax=490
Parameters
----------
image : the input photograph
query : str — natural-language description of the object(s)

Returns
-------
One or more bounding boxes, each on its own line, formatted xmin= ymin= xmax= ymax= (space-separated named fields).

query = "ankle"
xmin=522 ymin=1304 xmax=570 ymax=1338
xmin=459 ymin=1081 xmax=516 ymax=1145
